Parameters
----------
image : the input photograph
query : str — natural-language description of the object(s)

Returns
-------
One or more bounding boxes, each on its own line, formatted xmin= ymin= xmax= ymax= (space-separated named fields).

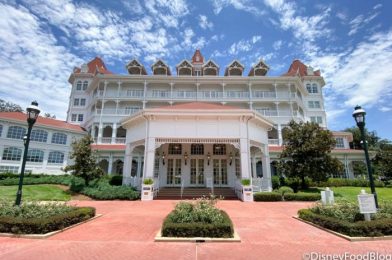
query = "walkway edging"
xmin=154 ymin=229 xmax=241 ymax=243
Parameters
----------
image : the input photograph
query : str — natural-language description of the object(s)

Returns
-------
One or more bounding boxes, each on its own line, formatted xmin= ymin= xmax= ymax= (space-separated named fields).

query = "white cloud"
xmin=379 ymin=107 xmax=392 ymax=112
xmin=272 ymin=40 xmax=283 ymax=50
xmin=144 ymin=0 xmax=189 ymax=28
xmin=211 ymin=0 xmax=266 ymax=16
xmin=198 ymin=15 xmax=213 ymax=30
xmin=0 ymin=3 xmax=82 ymax=119
xmin=348 ymin=10 xmax=379 ymax=36
xmin=121 ymin=0 xmax=144 ymax=15
xmin=228 ymin=35 xmax=262 ymax=55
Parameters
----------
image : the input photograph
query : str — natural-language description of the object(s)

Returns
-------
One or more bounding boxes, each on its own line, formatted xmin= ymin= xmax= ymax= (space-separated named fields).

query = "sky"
xmin=0 ymin=0 xmax=391 ymax=140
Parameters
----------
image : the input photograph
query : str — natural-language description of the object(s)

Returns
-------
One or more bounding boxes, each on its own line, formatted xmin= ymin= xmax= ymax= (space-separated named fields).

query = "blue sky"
xmin=0 ymin=0 xmax=391 ymax=139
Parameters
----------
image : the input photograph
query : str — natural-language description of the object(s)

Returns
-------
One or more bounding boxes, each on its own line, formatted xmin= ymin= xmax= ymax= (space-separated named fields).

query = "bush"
xmin=298 ymin=208 xmax=392 ymax=237
xmin=272 ymin=176 xmax=280 ymax=190
xmin=254 ymin=192 xmax=282 ymax=201
xmin=81 ymin=179 xmax=139 ymax=200
xmin=311 ymin=178 xmax=385 ymax=188
xmin=277 ymin=186 xmax=293 ymax=199
xmin=241 ymin=179 xmax=251 ymax=186
xmin=109 ymin=175 xmax=123 ymax=186
xmin=283 ymin=192 xmax=321 ymax=201
xmin=143 ymin=178 xmax=154 ymax=185
xmin=70 ymin=177 xmax=85 ymax=193
xmin=162 ymin=197 xmax=234 ymax=238
xmin=0 ymin=175 xmax=73 ymax=186
xmin=0 ymin=201 xmax=95 ymax=234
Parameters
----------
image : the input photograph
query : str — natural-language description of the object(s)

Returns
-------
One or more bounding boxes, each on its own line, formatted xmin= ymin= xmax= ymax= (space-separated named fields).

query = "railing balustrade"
xmin=268 ymin=139 xmax=279 ymax=145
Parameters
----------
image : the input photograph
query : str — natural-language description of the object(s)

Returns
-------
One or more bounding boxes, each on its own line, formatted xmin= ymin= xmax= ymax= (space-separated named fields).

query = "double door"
xmin=213 ymin=159 xmax=228 ymax=186
xmin=167 ymin=158 xmax=181 ymax=185
xmin=190 ymin=158 xmax=204 ymax=186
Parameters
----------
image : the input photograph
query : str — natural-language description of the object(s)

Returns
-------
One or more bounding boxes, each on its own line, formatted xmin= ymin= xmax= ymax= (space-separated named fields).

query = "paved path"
xmin=0 ymin=200 xmax=391 ymax=260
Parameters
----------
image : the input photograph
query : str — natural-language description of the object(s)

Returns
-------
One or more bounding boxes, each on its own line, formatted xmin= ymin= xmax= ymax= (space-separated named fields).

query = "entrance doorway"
xmin=190 ymin=158 xmax=205 ymax=186
xmin=167 ymin=158 xmax=181 ymax=186
xmin=213 ymin=159 xmax=228 ymax=186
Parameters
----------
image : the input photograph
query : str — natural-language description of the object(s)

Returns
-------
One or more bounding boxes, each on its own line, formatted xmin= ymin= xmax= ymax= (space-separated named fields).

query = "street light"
xmin=15 ymin=101 xmax=40 ymax=206
xmin=352 ymin=105 xmax=378 ymax=208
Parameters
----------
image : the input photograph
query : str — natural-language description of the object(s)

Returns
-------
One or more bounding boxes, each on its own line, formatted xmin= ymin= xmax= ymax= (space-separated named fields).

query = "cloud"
xmin=198 ymin=15 xmax=213 ymax=30
xmin=379 ymin=107 xmax=392 ymax=112
xmin=0 ymin=3 xmax=82 ymax=118
xmin=272 ymin=40 xmax=283 ymax=50
xmin=348 ymin=10 xmax=379 ymax=36
xmin=211 ymin=0 xmax=266 ymax=16
xmin=144 ymin=0 xmax=189 ymax=27
xmin=121 ymin=0 xmax=144 ymax=15
xmin=228 ymin=35 xmax=262 ymax=55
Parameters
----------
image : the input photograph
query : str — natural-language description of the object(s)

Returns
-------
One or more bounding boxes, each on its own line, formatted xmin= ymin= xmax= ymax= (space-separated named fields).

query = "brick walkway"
xmin=0 ymin=200 xmax=391 ymax=260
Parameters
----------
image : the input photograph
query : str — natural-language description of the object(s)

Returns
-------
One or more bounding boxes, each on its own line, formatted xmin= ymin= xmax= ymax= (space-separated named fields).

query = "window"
xmin=74 ymin=98 xmax=79 ymax=106
xmin=168 ymin=143 xmax=182 ymax=155
xmin=78 ymin=114 xmax=83 ymax=122
xmin=310 ymin=116 xmax=323 ymax=124
xmin=213 ymin=144 xmax=226 ymax=155
xmin=235 ymin=158 xmax=241 ymax=178
xmin=71 ymin=114 xmax=77 ymax=121
xmin=195 ymin=70 xmax=201 ymax=76
xmin=154 ymin=158 xmax=159 ymax=178
xmin=52 ymin=132 xmax=67 ymax=144
xmin=306 ymin=83 xmax=312 ymax=93
xmin=191 ymin=144 xmax=204 ymax=155
xmin=306 ymin=83 xmax=318 ymax=94
xmin=76 ymin=81 xmax=82 ymax=91
xmin=82 ymin=81 xmax=88 ymax=90
xmin=80 ymin=98 xmax=86 ymax=106
xmin=30 ymin=129 xmax=48 ymax=142
xmin=308 ymin=101 xmax=321 ymax=109
xmin=335 ymin=138 xmax=345 ymax=148
xmin=48 ymin=151 xmax=64 ymax=164
xmin=0 ymin=124 xmax=3 ymax=137
xmin=0 ymin=165 xmax=19 ymax=173
xmin=27 ymin=149 xmax=44 ymax=162
xmin=7 ymin=126 xmax=26 ymax=139
xmin=2 ymin=147 xmax=22 ymax=161
xmin=312 ymin=83 xmax=318 ymax=93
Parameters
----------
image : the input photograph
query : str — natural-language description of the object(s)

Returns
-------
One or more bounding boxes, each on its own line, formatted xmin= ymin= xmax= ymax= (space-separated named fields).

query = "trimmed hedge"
xmin=254 ymin=192 xmax=282 ymax=201
xmin=162 ymin=210 xmax=233 ymax=238
xmin=0 ymin=175 xmax=73 ymax=186
xmin=283 ymin=192 xmax=321 ymax=201
xmin=311 ymin=178 xmax=385 ymax=188
xmin=298 ymin=209 xmax=392 ymax=237
xmin=81 ymin=185 xmax=139 ymax=200
xmin=0 ymin=207 xmax=95 ymax=234
xmin=109 ymin=175 xmax=123 ymax=186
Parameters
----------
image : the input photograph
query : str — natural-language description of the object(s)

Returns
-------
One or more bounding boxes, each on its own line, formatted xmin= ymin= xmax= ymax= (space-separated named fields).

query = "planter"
xmin=141 ymin=184 xmax=154 ymax=201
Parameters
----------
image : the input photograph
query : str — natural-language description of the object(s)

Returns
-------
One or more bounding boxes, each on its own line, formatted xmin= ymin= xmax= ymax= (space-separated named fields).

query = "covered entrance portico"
xmin=121 ymin=102 xmax=273 ymax=200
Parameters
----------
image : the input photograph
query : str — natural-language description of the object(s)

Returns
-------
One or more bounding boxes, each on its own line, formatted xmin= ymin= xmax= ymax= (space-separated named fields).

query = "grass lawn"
xmin=0 ymin=184 xmax=71 ymax=201
xmin=316 ymin=186 xmax=392 ymax=203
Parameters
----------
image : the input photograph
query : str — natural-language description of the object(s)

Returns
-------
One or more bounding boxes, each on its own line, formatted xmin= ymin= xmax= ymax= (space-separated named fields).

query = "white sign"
xmin=321 ymin=187 xmax=334 ymax=205
xmin=358 ymin=194 xmax=377 ymax=214
xmin=206 ymin=177 xmax=213 ymax=188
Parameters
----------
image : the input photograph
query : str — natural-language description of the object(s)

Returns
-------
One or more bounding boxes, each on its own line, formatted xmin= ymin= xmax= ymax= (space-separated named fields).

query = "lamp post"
xmin=15 ymin=101 xmax=40 ymax=206
xmin=352 ymin=105 xmax=378 ymax=208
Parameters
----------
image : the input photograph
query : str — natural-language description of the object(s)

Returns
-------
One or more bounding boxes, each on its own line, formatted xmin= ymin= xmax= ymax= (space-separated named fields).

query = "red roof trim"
xmin=91 ymin=144 xmax=126 ymax=150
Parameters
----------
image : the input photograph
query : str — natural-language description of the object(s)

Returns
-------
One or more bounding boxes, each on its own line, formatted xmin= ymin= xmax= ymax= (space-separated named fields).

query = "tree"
xmin=343 ymin=126 xmax=380 ymax=150
xmin=64 ymin=135 xmax=103 ymax=185
xmin=278 ymin=120 xmax=344 ymax=189
xmin=44 ymin=113 xmax=56 ymax=119
xmin=0 ymin=99 xmax=23 ymax=112
xmin=373 ymin=141 xmax=392 ymax=179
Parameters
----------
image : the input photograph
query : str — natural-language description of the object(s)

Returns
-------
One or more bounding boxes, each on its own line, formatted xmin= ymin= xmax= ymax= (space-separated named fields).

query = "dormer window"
xmin=176 ymin=60 xmax=193 ymax=76
xmin=202 ymin=60 xmax=219 ymax=76
xmin=225 ymin=60 xmax=244 ymax=76
xmin=249 ymin=59 xmax=269 ymax=76
xmin=126 ymin=59 xmax=147 ymax=75
xmin=196 ymin=56 xmax=200 ymax=62
xmin=151 ymin=60 xmax=171 ymax=76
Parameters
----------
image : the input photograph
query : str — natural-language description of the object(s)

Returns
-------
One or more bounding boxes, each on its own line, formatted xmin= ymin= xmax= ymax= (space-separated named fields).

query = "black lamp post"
xmin=352 ymin=105 xmax=378 ymax=208
xmin=15 ymin=101 xmax=40 ymax=206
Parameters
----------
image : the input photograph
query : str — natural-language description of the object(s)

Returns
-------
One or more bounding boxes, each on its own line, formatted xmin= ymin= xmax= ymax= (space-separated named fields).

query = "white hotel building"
xmin=64 ymin=50 xmax=364 ymax=193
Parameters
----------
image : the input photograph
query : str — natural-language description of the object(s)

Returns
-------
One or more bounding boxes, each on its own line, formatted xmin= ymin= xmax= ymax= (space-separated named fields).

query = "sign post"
xmin=321 ymin=187 xmax=334 ymax=206
xmin=358 ymin=189 xmax=377 ymax=221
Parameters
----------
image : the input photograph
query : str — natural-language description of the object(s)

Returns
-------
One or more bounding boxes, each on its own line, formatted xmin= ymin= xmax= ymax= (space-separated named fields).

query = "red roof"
xmin=91 ymin=144 xmax=126 ymax=150
xmin=191 ymin=49 xmax=204 ymax=64
xmin=283 ymin=59 xmax=321 ymax=77
xmin=74 ymin=57 xmax=112 ymax=75
xmin=155 ymin=102 xmax=245 ymax=110
xmin=0 ymin=112 xmax=85 ymax=133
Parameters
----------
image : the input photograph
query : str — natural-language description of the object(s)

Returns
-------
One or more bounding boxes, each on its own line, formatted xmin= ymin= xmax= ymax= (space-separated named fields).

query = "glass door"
xmin=167 ymin=158 xmax=182 ymax=186
xmin=190 ymin=159 xmax=204 ymax=186
xmin=213 ymin=159 xmax=228 ymax=186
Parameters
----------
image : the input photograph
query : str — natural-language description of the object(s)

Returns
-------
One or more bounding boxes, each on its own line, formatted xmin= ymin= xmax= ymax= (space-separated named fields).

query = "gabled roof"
xmin=248 ymin=59 xmax=270 ymax=76
xmin=151 ymin=59 xmax=171 ymax=75
xmin=202 ymin=59 xmax=220 ymax=69
xmin=126 ymin=59 xmax=147 ymax=75
xmin=0 ymin=112 xmax=85 ymax=133
xmin=176 ymin=59 xmax=193 ymax=68
xmin=73 ymin=57 xmax=112 ymax=75
xmin=191 ymin=49 xmax=204 ymax=64
xmin=224 ymin=60 xmax=245 ymax=76
xmin=283 ymin=59 xmax=321 ymax=77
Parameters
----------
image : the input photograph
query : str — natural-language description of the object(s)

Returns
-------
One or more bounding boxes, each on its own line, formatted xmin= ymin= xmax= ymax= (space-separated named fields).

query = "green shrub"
xmin=284 ymin=192 xmax=321 ymax=201
xmin=311 ymin=178 xmax=385 ymax=188
xmin=162 ymin=197 xmax=233 ymax=238
xmin=254 ymin=192 xmax=282 ymax=201
xmin=70 ymin=177 xmax=85 ymax=193
xmin=278 ymin=186 xmax=294 ymax=199
xmin=241 ymin=179 xmax=251 ymax=186
xmin=0 ymin=175 xmax=73 ymax=186
xmin=0 ymin=172 xmax=19 ymax=180
xmin=271 ymin=176 xmax=280 ymax=190
xmin=143 ymin=178 xmax=154 ymax=185
xmin=298 ymin=208 xmax=392 ymax=237
xmin=109 ymin=175 xmax=123 ymax=186
xmin=81 ymin=179 xmax=139 ymax=200
xmin=0 ymin=201 xmax=95 ymax=234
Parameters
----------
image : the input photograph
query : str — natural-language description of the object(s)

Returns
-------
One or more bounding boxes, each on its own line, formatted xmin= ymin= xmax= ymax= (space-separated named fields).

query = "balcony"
xmin=147 ymin=90 xmax=170 ymax=99
xmin=95 ymin=108 xmax=141 ymax=116
xmin=172 ymin=91 xmax=197 ymax=99
xmin=252 ymin=91 xmax=276 ymax=99
xmin=255 ymin=109 xmax=304 ymax=119
xmin=268 ymin=139 xmax=279 ymax=145
xmin=94 ymin=137 xmax=126 ymax=144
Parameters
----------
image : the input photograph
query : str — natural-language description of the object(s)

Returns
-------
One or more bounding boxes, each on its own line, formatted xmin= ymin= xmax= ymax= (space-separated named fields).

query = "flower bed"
xmin=0 ymin=201 xmax=95 ymax=234
xmin=298 ymin=201 xmax=392 ymax=237
xmin=162 ymin=197 xmax=234 ymax=238
xmin=253 ymin=191 xmax=321 ymax=201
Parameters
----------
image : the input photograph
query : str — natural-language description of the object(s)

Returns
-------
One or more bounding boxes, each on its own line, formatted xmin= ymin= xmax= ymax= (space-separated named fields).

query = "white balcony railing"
xmin=198 ymin=91 xmax=224 ymax=99
xmin=124 ymin=89 xmax=144 ymax=98
xmin=115 ymin=138 xmax=126 ymax=144
xmin=93 ymin=137 xmax=126 ymax=144
xmin=96 ymin=108 xmax=141 ymax=115
xmin=252 ymin=91 xmax=276 ymax=98
xmin=268 ymin=139 xmax=279 ymax=145
xmin=101 ymin=137 xmax=112 ymax=143
xmin=172 ymin=91 xmax=197 ymax=99
xmin=255 ymin=109 xmax=278 ymax=117
xmin=147 ymin=90 xmax=170 ymax=99
xmin=225 ymin=91 xmax=250 ymax=99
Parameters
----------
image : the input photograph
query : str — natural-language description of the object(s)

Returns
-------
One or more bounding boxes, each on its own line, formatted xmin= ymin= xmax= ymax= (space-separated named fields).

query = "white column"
xmin=275 ymin=102 xmax=279 ymax=117
xmin=144 ymin=137 xmax=156 ymax=179
xmin=143 ymin=80 xmax=147 ymax=101
xmin=112 ymin=123 xmax=117 ymax=143
xmin=123 ymin=144 xmax=133 ymax=185
xmin=262 ymin=147 xmax=272 ymax=191
xmin=42 ymin=150 xmax=49 ymax=171
xmin=117 ymin=81 xmax=122 ymax=97
xmin=240 ymin=138 xmax=250 ymax=179
xmin=278 ymin=124 xmax=283 ymax=146
xmin=98 ymin=123 xmax=103 ymax=144
xmin=91 ymin=125 xmax=96 ymax=140
xmin=252 ymin=156 xmax=257 ymax=178
xmin=108 ymin=153 xmax=113 ymax=175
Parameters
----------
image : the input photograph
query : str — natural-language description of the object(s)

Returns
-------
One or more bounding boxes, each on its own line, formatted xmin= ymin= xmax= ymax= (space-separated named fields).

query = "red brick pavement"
xmin=0 ymin=200 xmax=391 ymax=260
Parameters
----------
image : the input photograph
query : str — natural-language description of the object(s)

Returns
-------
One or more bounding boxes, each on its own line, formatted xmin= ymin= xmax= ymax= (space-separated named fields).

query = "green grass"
xmin=0 ymin=184 xmax=71 ymax=201
xmin=309 ymin=186 xmax=392 ymax=203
